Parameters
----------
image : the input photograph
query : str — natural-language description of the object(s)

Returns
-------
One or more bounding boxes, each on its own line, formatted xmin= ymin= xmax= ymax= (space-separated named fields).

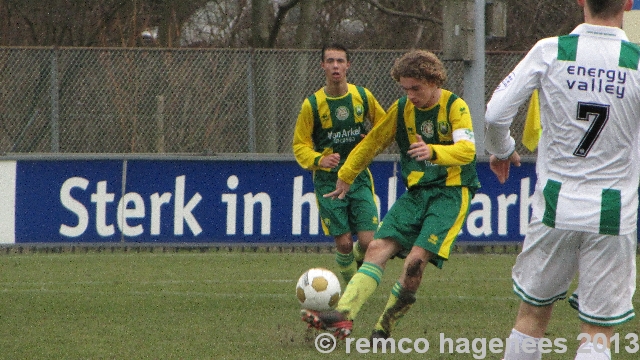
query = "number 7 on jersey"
xmin=573 ymin=102 xmax=610 ymax=157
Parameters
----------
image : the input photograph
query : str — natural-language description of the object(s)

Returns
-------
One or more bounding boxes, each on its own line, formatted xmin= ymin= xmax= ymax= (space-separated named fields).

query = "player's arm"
xmin=365 ymin=88 xmax=387 ymax=127
xmin=484 ymin=40 xmax=548 ymax=159
xmin=326 ymin=103 xmax=397 ymax=200
xmin=338 ymin=101 xmax=398 ymax=184
xmin=292 ymin=99 xmax=330 ymax=170
xmin=427 ymin=98 xmax=476 ymax=165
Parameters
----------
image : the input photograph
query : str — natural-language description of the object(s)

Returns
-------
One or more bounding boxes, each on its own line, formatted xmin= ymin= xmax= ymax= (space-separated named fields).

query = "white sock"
xmin=574 ymin=342 xmax=611 ymax=360
xmin=504 ymin=328 xmax=541 ymax=360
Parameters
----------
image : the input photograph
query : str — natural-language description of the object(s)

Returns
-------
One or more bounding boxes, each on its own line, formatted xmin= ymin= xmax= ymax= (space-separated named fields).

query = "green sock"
xmin=353 ymin=241 xmax=365 ymax=263
xmin=335 ymin=251 xmax=357 ymax=283
xmin=336 ymin=262 xmax=383 ymax=320
xmin=373 ymin=281 xmax=416 ymax=335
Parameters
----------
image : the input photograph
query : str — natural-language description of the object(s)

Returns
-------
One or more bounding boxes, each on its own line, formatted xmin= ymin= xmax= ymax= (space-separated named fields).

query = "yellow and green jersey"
xmin=339 ymin=89 xmax=480 ymax=191
xmin=292 ymin=83 xmax=386 ymax=172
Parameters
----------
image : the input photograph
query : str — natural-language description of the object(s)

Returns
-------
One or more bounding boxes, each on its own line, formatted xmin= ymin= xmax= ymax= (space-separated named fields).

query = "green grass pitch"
xmin=0 ymin=250 xmax=637 ymax=359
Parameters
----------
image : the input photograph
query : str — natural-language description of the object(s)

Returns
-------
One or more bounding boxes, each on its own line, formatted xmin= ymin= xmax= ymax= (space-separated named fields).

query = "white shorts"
xmin=512 ymin=218 xmax=636 ymax=326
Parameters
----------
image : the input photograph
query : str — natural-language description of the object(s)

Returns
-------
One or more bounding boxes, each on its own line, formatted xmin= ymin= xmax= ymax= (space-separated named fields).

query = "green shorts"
xmin=375 ymin=186 xmax=472 ymax=268
xmin=314 ymin=169 xmax=379 ymax=236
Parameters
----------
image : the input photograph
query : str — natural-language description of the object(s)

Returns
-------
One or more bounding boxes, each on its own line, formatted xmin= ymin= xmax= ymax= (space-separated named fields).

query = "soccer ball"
xmin=296 ymin=268 xmax=341 ymax=311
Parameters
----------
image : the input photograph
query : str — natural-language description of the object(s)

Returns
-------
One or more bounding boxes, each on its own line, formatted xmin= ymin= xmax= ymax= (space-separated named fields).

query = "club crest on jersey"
xmin=355 ymin=104 xmax=364 ymax=117
xmin=421 ymin=121 xmax=434 ymax=138
xmin=335 ymin=106 xmax=350 ymax=121
xmin=438 ymin=121 xmax=451 ymax=135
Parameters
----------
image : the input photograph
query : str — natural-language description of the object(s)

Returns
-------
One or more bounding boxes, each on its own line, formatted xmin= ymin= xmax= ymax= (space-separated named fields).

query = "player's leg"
xmin=354 ymin=230 xmax=374 ymax=267
xmin=302 ymin=237 xmax=401 ymax=338
xmin=333 ymin=232 xmax=358 ymax=283
xmin=371 ymin=246 xmax=430 ymax=340
xmin=336 ymin=187 xmax=413 ymax=321
xmin=503 ymin=302 xmax=553 ymax=360
xmin=372 ymin=186 xmax=470 ymax=340
xmin=353 ymin=189 xmax=426 ymax=337
xmin=335 ymin=237 xmax=401 ymax=317
xmin=574 ymin=323 xmax=613 ymax=360
xmin=349 ymin=169 xmax=380 ymax=267
xmin=512 ymin=302 xmax=554 ymax=338
xmin=315 ymin=174 xmax=357 ymax=283
xmin=503 ymin=221 xmax=580 ymax=360
xmin=571 ymin=231 xmax=636 ymax=360
xmin=302 ymin=190 xmax=415 ymax=338
xmin=319 ymin=215 xmax=358 ymax=284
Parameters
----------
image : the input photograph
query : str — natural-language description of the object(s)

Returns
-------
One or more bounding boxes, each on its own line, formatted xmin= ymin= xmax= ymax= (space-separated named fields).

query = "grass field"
xmin=0 ymin=249 xmax=637 ymax=359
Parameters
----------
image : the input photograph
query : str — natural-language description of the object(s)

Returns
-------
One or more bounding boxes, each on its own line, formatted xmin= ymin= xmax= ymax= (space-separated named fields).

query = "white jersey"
xmin=485 ymin=24 xmax=640 ymax=235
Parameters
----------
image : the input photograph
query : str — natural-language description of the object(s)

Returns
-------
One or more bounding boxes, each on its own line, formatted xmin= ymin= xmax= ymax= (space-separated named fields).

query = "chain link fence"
xmin=0 ymin=47 xmax=532 ymax=156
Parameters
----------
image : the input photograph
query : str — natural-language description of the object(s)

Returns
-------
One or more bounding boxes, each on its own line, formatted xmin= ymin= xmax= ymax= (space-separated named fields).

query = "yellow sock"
xmin=335 ymin=251 xmax=357 ymax=283
xmin=336 ymin=262 xmax=383 ymax=320
xmin=374 ymin=281 xmax=416 ymax=335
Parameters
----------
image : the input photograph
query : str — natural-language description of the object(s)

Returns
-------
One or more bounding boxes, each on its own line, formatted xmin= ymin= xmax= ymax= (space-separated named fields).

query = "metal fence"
xmin=0 ymin=47 xmax=531 ymax=156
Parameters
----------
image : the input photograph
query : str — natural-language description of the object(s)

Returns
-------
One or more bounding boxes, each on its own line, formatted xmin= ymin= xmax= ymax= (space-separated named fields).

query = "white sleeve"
xmin=484 ymin=39 xmax=550 ymax=158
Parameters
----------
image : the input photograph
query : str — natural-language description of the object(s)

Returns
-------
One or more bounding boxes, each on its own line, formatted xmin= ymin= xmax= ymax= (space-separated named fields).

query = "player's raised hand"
xmin=319 ymin=153 xmax=340 ymax=169
xmin=489 ymin=152 xmax=521 ymax=184
xmin=407 ymin=134 xmax=432 ymax=161
xmin=324 ymin=179 xmax=351 ymax=200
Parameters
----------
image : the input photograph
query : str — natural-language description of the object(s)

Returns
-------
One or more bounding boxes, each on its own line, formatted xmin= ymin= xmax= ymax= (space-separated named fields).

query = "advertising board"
xmin=0 ymin=157 xmax=535 ymax=244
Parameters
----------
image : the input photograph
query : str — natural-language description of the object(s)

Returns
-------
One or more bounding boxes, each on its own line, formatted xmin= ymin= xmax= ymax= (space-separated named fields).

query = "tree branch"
xmin=363 ymin=0 xmax=442 ymax=25
xmin=6 ymin=1 xmax=40 ymax=45
xmin=268 ymin=0 xmax=303 ymax=47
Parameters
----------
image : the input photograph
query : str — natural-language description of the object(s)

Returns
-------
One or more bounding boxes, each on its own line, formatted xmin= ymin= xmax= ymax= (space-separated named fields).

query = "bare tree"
xmin=487 ymin=0 xmax=582 ymax=51
xmin=0 ymin=0 xmax=583 ymax=51
xmin=1 ymin=0 xmax=132 ymax=46
xmin=251 ymin=0 xmax=271 ymax=47
xmin=293 ymin=0 xmax=317 ymax=49
xmin=180 ymin=1 xmax=251 ymax=47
